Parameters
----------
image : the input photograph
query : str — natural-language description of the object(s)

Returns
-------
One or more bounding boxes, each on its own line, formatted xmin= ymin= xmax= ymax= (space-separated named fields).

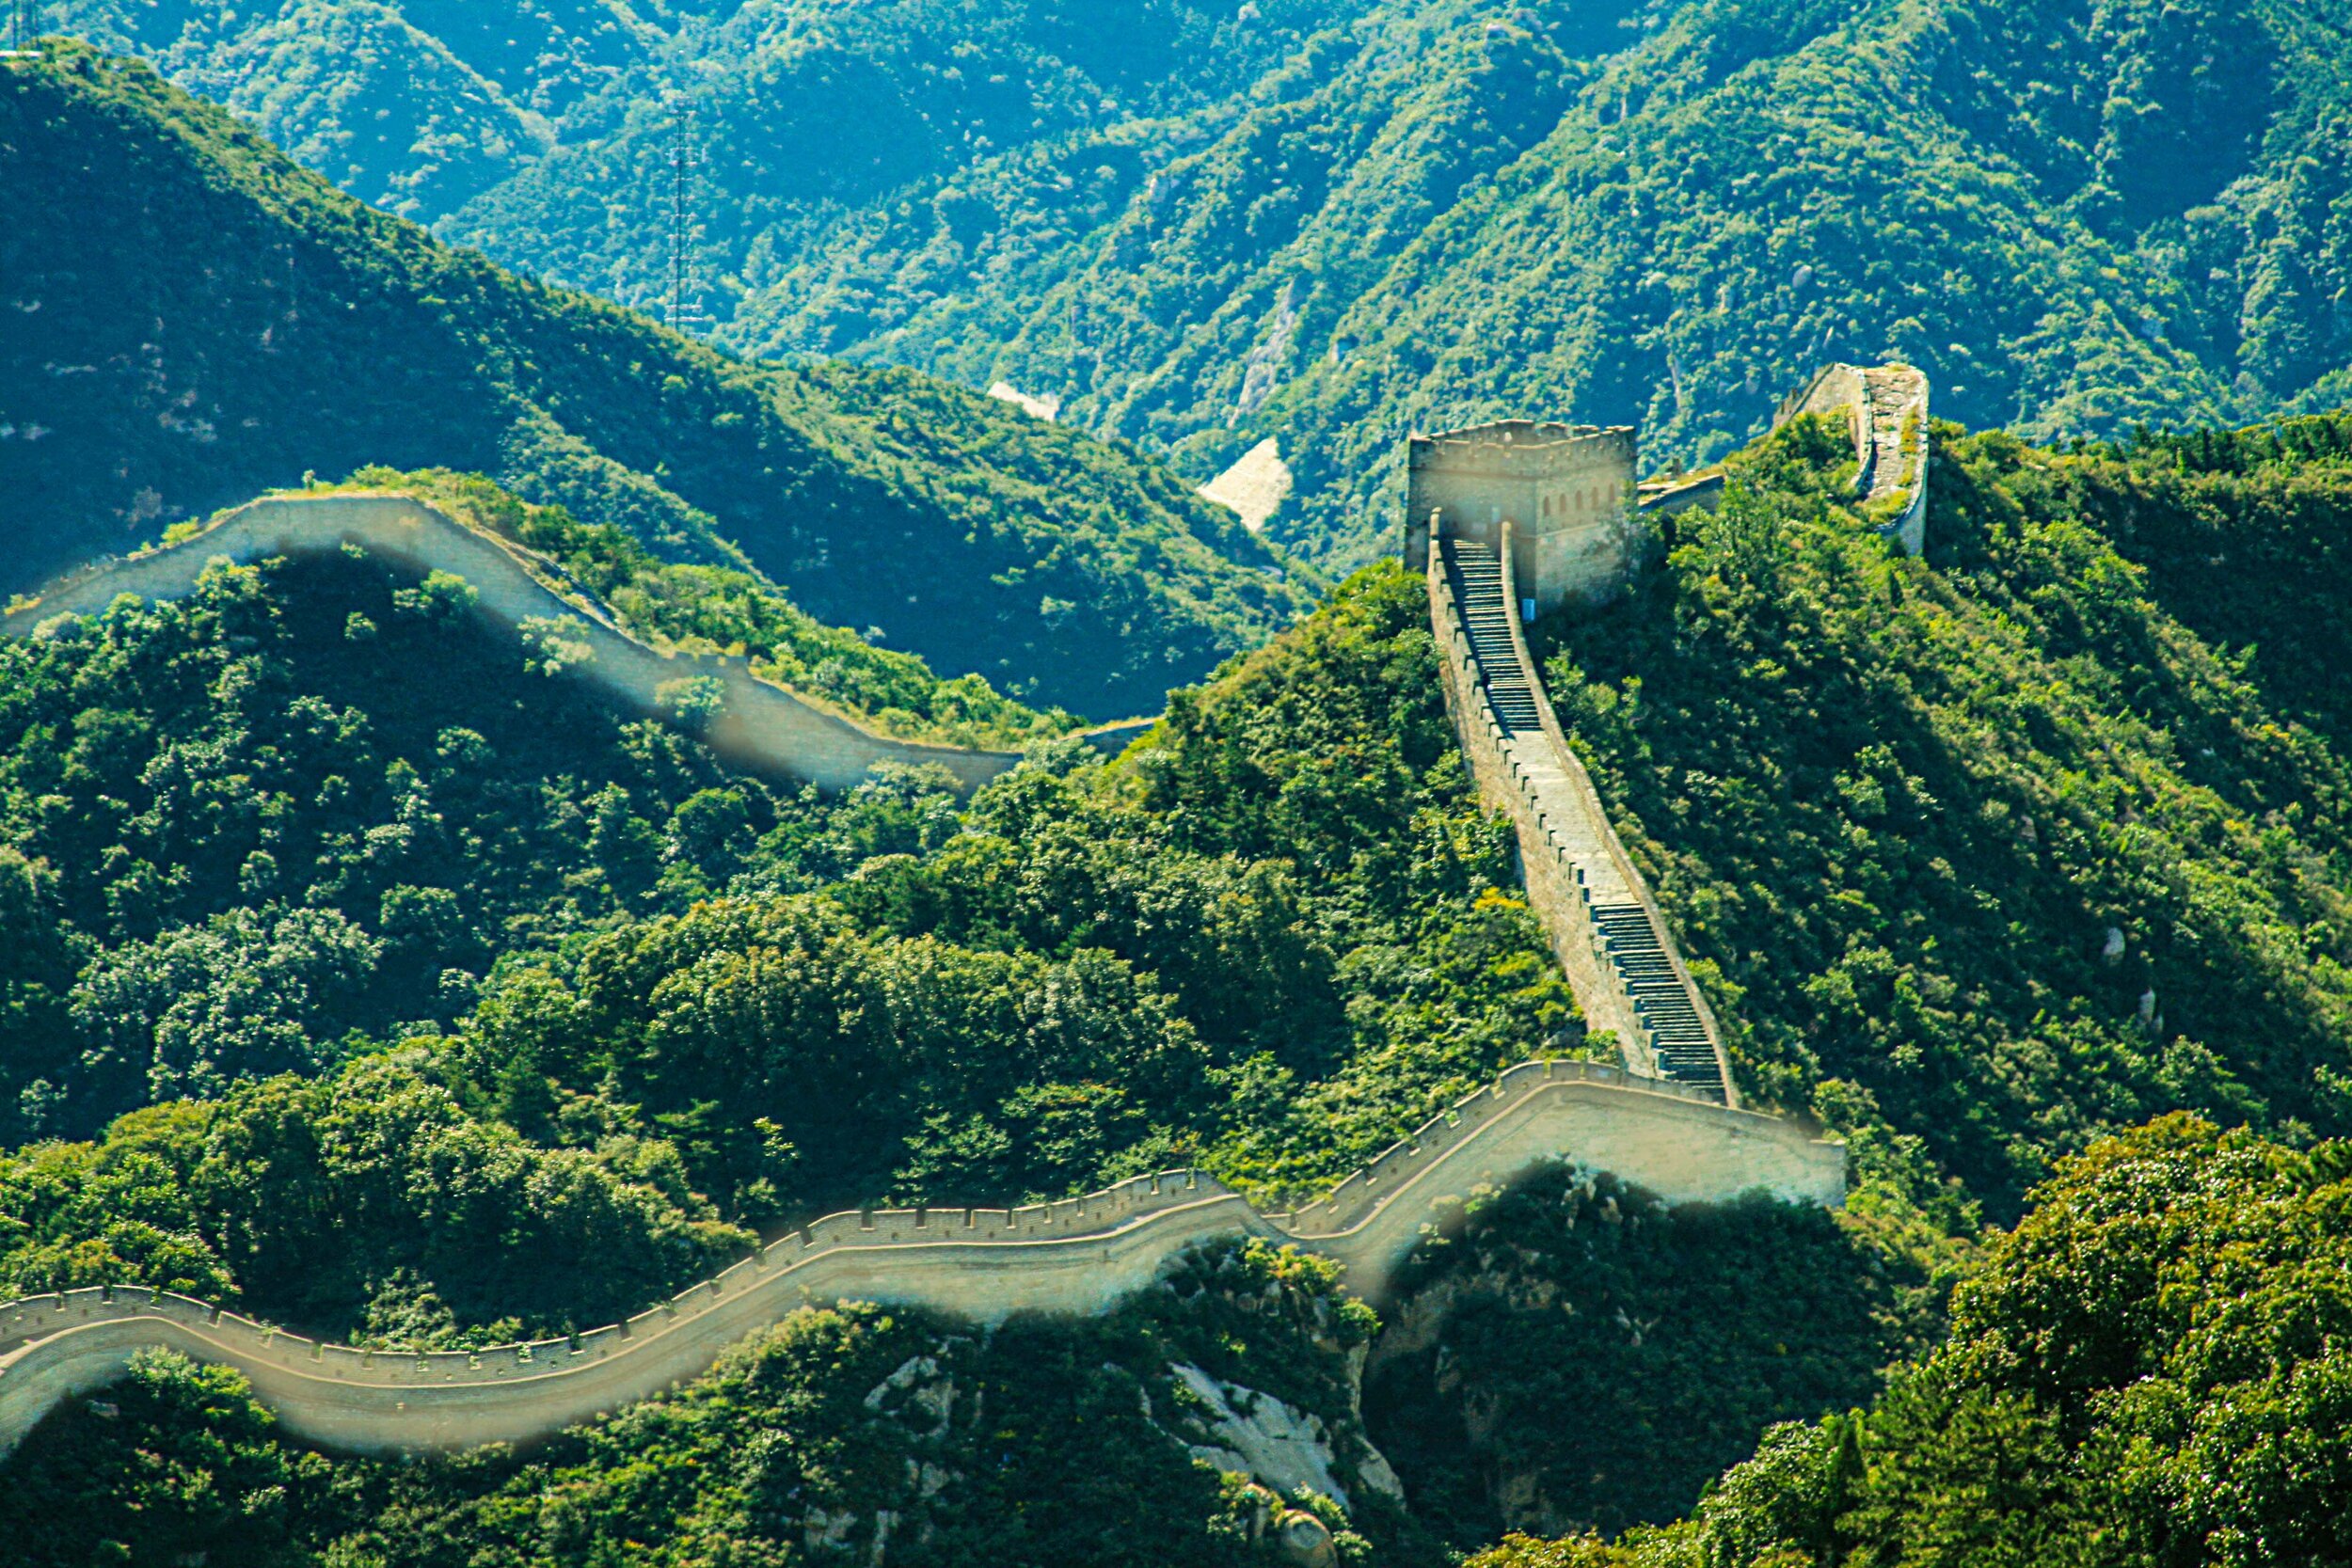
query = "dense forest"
xmin=8 ymin=404 xmax=2352 ymax=1561
xmin=10 ymin=14 xmax=2352 ymax=1560
xmin=0 ymin=538 xmax=1580 ymax=1278
xmin=1471 ymin=1116 xmax=2352 ymax=1567
xmin=0 ymin=41 xmax=1311 ymax=719
xmin=51 ymin=0 xmax=2352 ymax=568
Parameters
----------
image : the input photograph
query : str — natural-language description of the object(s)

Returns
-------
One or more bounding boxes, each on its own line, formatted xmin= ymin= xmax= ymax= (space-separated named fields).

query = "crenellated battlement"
xmin=1403 ymin=421 xmax=1640 ymax=615
xmin=1423 ymin=527 xmax=1735 ymax=1098
xmin=0 ymin=1061 xmax=1837 ymax=1458
xmin=1404 ymin=361 xmax=1933 ymax=1103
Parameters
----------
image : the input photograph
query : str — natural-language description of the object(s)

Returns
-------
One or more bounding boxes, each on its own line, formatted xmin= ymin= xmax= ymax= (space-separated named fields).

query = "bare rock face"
xmin=1200 ymin=437 xmax=1295 ymax=532
xmin=1170 ymin=1361 xmax=1356 ymax=1505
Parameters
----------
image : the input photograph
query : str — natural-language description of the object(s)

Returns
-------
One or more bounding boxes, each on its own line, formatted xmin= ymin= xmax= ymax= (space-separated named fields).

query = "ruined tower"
xmin=1403 ymin=420 xmax=1639 ymax=616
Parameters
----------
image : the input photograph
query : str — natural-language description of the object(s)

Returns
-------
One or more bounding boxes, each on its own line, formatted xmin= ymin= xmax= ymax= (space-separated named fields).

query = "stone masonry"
xmin=1 ymin=495 xmax=1152 ymax=792
xmin=1403 ymin=420 xmax=1639 ymax=616
xmin=0 ymin=1062 xmax=1841 ymax=1458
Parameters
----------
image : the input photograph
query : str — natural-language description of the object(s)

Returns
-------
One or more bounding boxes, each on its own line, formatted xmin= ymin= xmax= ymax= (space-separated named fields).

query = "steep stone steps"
xmin=1594 ymin=905 xmax=1724 ymax=1095
xmin=1435 ymin=533 xmax=1729 ymax=1101
xmin=1443 ymin=541 xmax=1545 ymax=733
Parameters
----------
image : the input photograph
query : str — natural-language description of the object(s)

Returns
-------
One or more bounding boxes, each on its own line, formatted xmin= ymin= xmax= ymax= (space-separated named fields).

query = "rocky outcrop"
xmin=1201 ymin=437 xmax=1295 ymax=533
xmin=0 ymin=1060 xmax=1839 ymax=1459
xmin=1170 ymin=1360 xmax=1375 ymax=1508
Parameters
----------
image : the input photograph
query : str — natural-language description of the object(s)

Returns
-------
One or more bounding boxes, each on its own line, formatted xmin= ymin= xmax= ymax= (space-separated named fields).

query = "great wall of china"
xmin=0 ymin=363 xmax=1924 ymax=1461
xmin=1406 ymin=363 xmax=1929 ymax=1102
xmin=1427 ymin=522 xmax=1737 ymax=1098
xmin=0 ymin=493 xmax=1152 ymax=792
xmin=1776 ymin=363 xmax=1931 ymax=555
xmin=0 ymin=1061 xmax=1840 ymax=1458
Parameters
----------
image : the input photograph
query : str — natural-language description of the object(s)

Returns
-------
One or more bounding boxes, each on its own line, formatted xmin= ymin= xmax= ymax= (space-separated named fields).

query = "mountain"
xmin=46 ymin=0 xmax=686 ymax=217
xmin=0 ymin=41 xmax=1312 ymax=719
xmin=8 ymin=404 xmax=2352 ymax=1560
xmin=708 ymin=0 xmax=2352 ymax=567
xmin=53 ymin=0 xmax=2352 ymax=570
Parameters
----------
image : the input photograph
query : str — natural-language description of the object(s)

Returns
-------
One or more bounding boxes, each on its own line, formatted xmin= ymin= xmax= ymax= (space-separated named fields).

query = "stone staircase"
xmin=1593 ymin=906 xmax=1723 ymax=1096
xmin=1443 ymin=541 xmax=1544 ymax=732
xmin=1436 ymin=534 xmax=1730 ymax=1101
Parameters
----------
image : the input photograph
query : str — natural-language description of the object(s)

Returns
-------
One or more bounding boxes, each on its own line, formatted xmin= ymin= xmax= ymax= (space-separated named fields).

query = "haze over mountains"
xmin=0 ymin=40 xmax=1315 ymax=719
xmin=54 ymin=0 xmax=2352 ymax=564
xmin=7 ymin=8 xmax=2352 ymax=1566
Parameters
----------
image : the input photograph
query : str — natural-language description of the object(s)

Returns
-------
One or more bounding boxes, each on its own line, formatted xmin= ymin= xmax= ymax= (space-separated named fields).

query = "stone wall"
xmin=0 ymin=1062 xmax=1839 ymax=1458
xmin=0 ymin=495 xmax=1152 ymax=792
xmin=1427 ymin=550 xmax=1648 ymax=1062
xmin=1405 ymin=422 xmax=1638 ymax=614
xmin=1773 ymin=363 xmax=1931 ymax=556
xmin=1425 ymin=531 xmax=1738 ymax=1100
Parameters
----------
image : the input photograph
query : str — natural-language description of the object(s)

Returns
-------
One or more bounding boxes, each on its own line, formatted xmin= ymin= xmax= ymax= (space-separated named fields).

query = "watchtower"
xmin=1402 ymin=420 xmax=1639 ymax=616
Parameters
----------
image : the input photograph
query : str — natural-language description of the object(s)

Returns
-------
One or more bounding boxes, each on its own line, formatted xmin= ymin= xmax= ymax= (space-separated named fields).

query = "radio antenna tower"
xmin=663 ymin=100 xmax=707 ymax=335
xmin=5 ymin=1 xmax=39 ymax=57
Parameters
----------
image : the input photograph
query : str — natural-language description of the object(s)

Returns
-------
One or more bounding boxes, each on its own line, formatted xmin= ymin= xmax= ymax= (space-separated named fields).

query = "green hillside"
xmin=1541 ymin=412 xmax=2352 ymax=1217
xmin=9 ymin=6 xmax=2352 ymax=1560
xmin=46 ymin=0 xmax=676 ymax=217
xmin=312 ymin=467 xmax=1077 ymax=746
xmin=781 ymin=0 xmax=2352 ymax=566
xmin=1472 ymin=1116 xmax=2352 ymax=1568
xmin=58 ymin=0 xmax=2351 ymax=569
xmin=0 ymin=42 xmax=1311 ymax=719
xmin=8 ymin=406 xmax=2352 ymax=1559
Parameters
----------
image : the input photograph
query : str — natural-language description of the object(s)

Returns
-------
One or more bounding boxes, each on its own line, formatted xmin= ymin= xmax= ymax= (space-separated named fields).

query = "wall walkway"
xmin=0 ymin=495 xmax=1153 ymax=792
xmin=1774 ymin=362 xmax=1932 ymax=556
xmin=1427 ymin=531 xmax=1737 ymax=1101
xmin=0 ymin=1061 xmax=1839 ymax=1458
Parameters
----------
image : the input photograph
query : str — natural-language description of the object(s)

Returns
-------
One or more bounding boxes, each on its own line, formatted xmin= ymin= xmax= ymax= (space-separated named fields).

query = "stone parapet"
xmin=0 ymin=495 xmax=1147 ymax=791
xmin=0 ymin=1062 xmax=1838 ymax=1458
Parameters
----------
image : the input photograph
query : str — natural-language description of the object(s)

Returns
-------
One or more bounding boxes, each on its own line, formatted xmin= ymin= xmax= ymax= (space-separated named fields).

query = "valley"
xmin=3 ymin=8 xmax=2351 ymax=1565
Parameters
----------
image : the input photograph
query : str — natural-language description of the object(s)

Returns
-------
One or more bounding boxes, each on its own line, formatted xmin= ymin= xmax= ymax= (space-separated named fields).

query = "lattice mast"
xmin=663 ymin=99 xmax=707 ymax=335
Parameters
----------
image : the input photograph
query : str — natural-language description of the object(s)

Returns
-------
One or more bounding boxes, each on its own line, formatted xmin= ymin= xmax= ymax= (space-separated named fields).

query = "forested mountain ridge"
xmin=52 ymin=0 xmax=2352 ymax=571
xmin=1541 ymin=412 xmax=2352 ymax=1218
xmin=0 ymin=42 xmax=1312 ymax=719
xmin=822 ymin=0 xmax=2352 ymax=566
xmin=9 ymin=407 xmax=2352 ymax=1562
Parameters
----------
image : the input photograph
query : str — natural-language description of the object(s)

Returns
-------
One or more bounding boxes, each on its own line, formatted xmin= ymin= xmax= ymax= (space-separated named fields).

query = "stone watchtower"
xmin=1403 ymin=420 xmax=1639 ymax=616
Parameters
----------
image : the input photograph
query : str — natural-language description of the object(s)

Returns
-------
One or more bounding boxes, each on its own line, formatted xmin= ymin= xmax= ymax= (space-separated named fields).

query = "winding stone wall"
xmin=0 ymin=495 xmax=1152 ymax=791
xmin=0 ymin=1061 xmax=1839 ymax=1458
xmin=1774 ymin=362 xmax=1931 ymax=556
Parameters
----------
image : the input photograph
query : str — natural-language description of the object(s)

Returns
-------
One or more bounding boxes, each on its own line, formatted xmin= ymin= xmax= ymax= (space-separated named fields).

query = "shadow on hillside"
xmin=1362 ymin=1163 xmax=1918 ymax=1544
